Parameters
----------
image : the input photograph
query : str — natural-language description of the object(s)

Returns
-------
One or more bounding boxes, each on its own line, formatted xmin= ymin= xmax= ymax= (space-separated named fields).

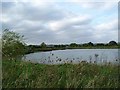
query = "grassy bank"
xmin=2 ymin=59 xmax=119 ymax=88
xmin=26 ymin=45 xmax=119 ymax=54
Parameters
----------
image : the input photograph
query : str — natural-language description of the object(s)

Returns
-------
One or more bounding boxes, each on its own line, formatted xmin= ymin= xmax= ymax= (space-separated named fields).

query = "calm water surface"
xmin=23 ymin=49 xmax=119 ymax=64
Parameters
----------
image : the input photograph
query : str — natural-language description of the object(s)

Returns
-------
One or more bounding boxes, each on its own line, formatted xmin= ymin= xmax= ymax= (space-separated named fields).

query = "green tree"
xmin=40 ymin=42 xmax=46 ymax=48
xmin=0 ymin=39 xmax=1 ymax=52
xmin=88 ymin=42 xmax=94 ymax=46
xmin=2 ymin=29 xmax=26 ymax=57
xmin=70 ymin=43 xmax=78 ymax=47
xmin=109 ymin=41 xmax=117 ymax=46
xmin=0 ymin=39 xmax=2 ymax=59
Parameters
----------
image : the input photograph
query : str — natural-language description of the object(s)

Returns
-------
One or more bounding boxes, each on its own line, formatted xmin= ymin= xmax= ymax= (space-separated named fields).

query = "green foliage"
xmin=109 ymin=41 xmax=117 ymax=46
xmin=88 ymin=42 xmax=94 ymax=46
xmin=70 ymin=43 xmax=78 ymax=47
xmin=25 ymin=41 xmax=119 ymax=53
xmin=0 ymin=39 xmax=2 ymax=52
xmin=40 ymin=42 xmax=46 ymax=48
xmin=2 ymin=59 xmax=119 ymax=88
xmin=2 ymin=29 xmax=26 ymax=57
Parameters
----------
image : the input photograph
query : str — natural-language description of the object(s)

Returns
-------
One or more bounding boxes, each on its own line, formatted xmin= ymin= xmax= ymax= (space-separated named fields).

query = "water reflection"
xmin=22 ymin=49 xmax=119 ymax=65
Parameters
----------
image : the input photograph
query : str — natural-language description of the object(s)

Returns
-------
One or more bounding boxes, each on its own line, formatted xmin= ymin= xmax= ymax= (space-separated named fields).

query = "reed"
xmin=2 ymin=58 xmax=119 ymax=88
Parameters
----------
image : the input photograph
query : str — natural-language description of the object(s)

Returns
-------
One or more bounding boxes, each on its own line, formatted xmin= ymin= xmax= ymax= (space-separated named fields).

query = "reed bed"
xmin=2 ymin=58 xmax=119 ymax=88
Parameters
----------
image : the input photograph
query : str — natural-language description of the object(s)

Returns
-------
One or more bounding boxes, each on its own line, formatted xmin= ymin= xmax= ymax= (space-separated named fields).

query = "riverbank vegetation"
xmin=2 ymin=29 xmax=27 ymax=57
xmin=26 ymin=41 xmax=119 ymax=54
xmin=2 ymin=58 xmax=119 ymax=88
xmin=2 ymin=29 xmax=120 ymax=55
xmin=1 ymin=29 xmax=120 ymax=88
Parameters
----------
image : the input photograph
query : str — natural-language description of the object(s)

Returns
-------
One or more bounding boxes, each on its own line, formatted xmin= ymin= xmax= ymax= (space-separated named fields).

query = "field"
xmin=2 ymin=58 xmax=119 ymax=88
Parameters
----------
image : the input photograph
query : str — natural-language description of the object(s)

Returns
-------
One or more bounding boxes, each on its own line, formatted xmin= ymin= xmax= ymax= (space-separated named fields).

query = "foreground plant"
xmin=2 ymin=59 xmax=119 ymax=88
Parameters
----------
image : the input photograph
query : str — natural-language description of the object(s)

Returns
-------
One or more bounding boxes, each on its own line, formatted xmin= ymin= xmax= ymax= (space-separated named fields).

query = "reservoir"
xmin=23 ymin=49 xmax=119 ymax=64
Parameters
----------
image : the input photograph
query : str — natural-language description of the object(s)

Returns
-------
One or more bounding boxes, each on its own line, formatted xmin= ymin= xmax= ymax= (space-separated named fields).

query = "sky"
xmin=1 ymin=0 xmax=119 ymax=45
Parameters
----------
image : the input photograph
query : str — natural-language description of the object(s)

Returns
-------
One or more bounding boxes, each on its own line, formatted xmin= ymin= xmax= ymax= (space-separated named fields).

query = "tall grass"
xmin=0 ymin=39 xmax=2 ymax=89
xmin=2 ymin=58 xmax=119 ymax=88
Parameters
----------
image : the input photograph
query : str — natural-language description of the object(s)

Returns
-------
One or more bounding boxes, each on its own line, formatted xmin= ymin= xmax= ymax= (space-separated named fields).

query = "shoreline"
xmin=25 ymin=47 xmax=119 ymax=54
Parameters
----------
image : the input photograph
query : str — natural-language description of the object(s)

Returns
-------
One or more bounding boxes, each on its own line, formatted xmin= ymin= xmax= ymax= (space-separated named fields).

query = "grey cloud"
xmin=63 ymin=25 xmax=94 ymax=40
xmin=2 ymin=2 xmax=67 ymax=29
xmin=3 ymin=2 xmax=67 ymax=22
xmin=2 ymin=2 xmax=15 ymax=11
xmin=23 ymin=30 xmax=58 ymax=45
xmin=2 ymin=2 xmax=118 ymax=44
xmin=63 ymin=19 xmax=91 ymax=30
xmin=22 ymin=6 xmax=66 ymax=22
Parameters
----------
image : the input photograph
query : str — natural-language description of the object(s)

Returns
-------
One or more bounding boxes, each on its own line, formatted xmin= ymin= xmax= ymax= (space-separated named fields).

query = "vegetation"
xmin=109 ymin=41 xmax=118 ymax=46
xmin=40 ymin=42 xmax=47 ymax=48
xmin=26 ymin=41 xmax=119 ymax=53
xmin=2 ymin=58 xmax=119 ymax=88
xmin=2 ymin=29 xmax=26 ymax=57
xmin=1 ymin=29 xmax=119 ymax=55
xmin=0 ymin=38 xmax=1 ymax=52
xmin=1 ymin=29 xmax=119 ymax=88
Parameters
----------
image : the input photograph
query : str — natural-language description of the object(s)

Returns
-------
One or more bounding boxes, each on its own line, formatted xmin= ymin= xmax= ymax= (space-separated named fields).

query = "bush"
xmin=2 ymin=29 xmax=26 ymax=57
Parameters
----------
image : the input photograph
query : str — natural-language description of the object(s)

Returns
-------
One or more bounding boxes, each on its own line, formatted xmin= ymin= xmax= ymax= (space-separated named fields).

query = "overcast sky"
xmin=1 ymin=0 xmax=119 ymax=45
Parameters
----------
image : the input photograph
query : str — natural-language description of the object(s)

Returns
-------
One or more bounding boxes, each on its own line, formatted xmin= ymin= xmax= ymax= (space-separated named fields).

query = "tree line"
xmin=28 ymin=40 xmax=119 ymax=50
xmin=1 ymin=29 xmax=120 ymax=57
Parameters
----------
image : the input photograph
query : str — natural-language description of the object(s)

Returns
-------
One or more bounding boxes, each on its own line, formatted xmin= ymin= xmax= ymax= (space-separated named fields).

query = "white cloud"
xmin=1 ymin=15 xmax=11 ymax=23
xmin=94 ymin=19 xmax=117 ymax=31
xmin=2 ymin=1 xmax=118 ymax=44
xmin=68 ymin=0 xmax=119 ymax=2
xmin=48 ymin=15 xmax=91 ymax=31
xmin=68 ymin=0 xmax=117 ymax=11
xmin=92 ymin=19 xmax=118 ymax=42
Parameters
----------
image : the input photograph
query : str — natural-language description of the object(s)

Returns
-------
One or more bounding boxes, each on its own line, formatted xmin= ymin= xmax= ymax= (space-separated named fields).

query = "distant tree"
xmin=40 ymin=42 xmax=46 ymax=48
xmin=95 ymin=43 xmax=105 ymax=46
xmin=82 ymin=43 xmax=88 ymax=47
xmin=70 ymin=43 xmax=78 ymax=47
xmin=118 ymin=42 xmax=120 ymax=48
xmin=53 ymin=44 xmax=59 ymax=48
xmin=118 ymin=42 xmax=120 ymax=45
xmin=2 ymin=29 xmax=26 ymax=57
xmin=0 ymin=39 xmax=1 ymax=48
xmin=78 ymin=44 xmax=82 ymax=47
xmin=109 ymin=41 xmax=117 ymax=45
xmin=88 ymin=42 xmax=94 ymax=46
xmin=60 ymin=44 xmax=66 ymax=48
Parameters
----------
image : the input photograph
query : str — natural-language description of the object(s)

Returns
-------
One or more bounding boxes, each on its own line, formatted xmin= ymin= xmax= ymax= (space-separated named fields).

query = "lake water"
xmin=23 ymin=49 xmax=119 ymax=64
